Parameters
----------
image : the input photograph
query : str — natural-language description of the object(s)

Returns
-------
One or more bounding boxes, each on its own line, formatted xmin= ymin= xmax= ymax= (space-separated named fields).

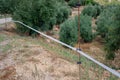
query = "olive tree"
xmin=13 ymin=0 xmax=71 ymax=35
xmin=13 ymin=0 xmax=57 ymax=35
xmin=97 ymin=4 xmax=120 ymax=59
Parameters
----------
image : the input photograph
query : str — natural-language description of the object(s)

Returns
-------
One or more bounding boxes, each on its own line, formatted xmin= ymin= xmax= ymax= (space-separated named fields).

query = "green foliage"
xmin=0 ymin=0 xmax=20 ymax=14
xmin=76 ymin=14 xmax=94 ymax=42
xmin=13 ymin=0 xmax=71 ymax=35
xmin=68 ymin=0 xmax=79 ymax=7
xmin=68 ymin=0 xmax=98 ymax=7
xmin=60 ymin=13 xmax=94 ymax=46
xmin=64 ymin=0 xmax=70 ymax=2
xmin=85 ymin=0 xmax=96 ymax=5
xmin=0 ymin=0 xmax=12 ymax=14
xmin=57 ymin=0 xmax=65 ymax=3
xmin=82 ymin=4 xmax=102 ymax=18
xmin=105 ymin=6 xmax=120 ymax=59
xmin=13 ymin=0 xmax=57 ymax=35
xmin=97 ymin=4 xmax=120 ymax=59
xmin=59 ymin=18 xmax=78 ymax=46
xmin=56 ymin=1 xmax=71 ymax=25
xmin=97 ymin=4 xmax=119 ymax=38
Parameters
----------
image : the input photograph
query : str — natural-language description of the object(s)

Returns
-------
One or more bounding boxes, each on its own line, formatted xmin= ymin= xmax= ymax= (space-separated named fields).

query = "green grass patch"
xmin=0 ymin=35 xmax=6 ymax=42
xmin=2 ymin=44 xmax=12 ymax=52
xmin=0 ymin=36 xmax=5 ymax=42
xmin=33 ymin=38 xmax=79 ymax=62
xmin=0 ymin=34 xmax=12 ymax=53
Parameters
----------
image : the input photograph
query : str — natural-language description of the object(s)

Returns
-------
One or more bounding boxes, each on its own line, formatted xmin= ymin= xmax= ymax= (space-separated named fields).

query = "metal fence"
xmin=12 ymin=20 xmax=120 ymax=80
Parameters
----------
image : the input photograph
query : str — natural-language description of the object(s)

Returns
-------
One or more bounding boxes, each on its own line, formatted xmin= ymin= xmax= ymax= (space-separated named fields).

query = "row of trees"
xmin=60 ymin=3 xmax=102 ymax=46
xmin=60 ymin=13 xmax=94 ymax=46
xmin=0 ymin=0 xmax=20 ymax=15
xmin=97 ymin=4 xmax=120 ymax=59
xmin=0 ymin=0 xmax=71 ymax=35
xmin=59 ymin=3 xmax=120 ymax=60
xmin=0 ymin=0 xmax=120 ymax=60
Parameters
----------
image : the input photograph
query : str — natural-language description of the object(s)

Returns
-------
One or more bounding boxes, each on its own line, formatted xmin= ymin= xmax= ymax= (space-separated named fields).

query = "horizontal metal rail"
xmin=12 ymin=20 xmax=120 ymax=78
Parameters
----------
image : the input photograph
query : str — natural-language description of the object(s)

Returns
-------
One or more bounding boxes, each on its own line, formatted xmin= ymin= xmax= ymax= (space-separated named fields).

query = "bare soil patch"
xmin=0 ymin=28 xmax=79 ymax=80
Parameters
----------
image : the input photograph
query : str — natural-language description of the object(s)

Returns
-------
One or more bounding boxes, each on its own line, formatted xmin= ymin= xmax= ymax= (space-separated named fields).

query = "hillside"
xmin=0 ymin=21 xmax=119 ymax=80
xmin=0 ymin=23 xmax=79 ymax=80
xmin=0 ymin=0 xmax=120 ymax=79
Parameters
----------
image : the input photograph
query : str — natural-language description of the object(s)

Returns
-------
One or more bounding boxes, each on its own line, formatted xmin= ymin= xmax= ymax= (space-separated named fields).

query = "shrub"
xmin=68 ymin=0 xmax=79 ymax=7
xmin=85 ymin=0 xmax=98 ymax=5
xmin=105 ymin=5 xmax=120 ymax=60
xmin=57 ymin=0 xmax=65 ymax=3
xmin=0 ymin=0 xmax=11 ymax=14
xmin=60 ymin=13 xmax=94 ymax=45
xmin=59 ymin=18 xmax=78 ymax=46
xmin=68 ymin=0 xmax=98 ymax=7
xmin=56 ymin=2 xmax=71 ymax=25
xmin=96 ymin=4 xmax=119 ymax=38
xmin=96 ymin=4 xmax=120 ymax=59
xmin=81 ymin=4 xmax=102 ymax=18
xmin=0 ymin=0 xmax=20 ymax=14
xmin=75 ymin=14 xmax=93 ymax=42
xmin=13 ymin=0 xmax=57 ymax=35
xmin=59 ymin=6 xmax=95 ymax=45
xmin=105 ymin=24 xmax=120 ymax=60
xmin=13 ymin=0 xmax=71 ymax=35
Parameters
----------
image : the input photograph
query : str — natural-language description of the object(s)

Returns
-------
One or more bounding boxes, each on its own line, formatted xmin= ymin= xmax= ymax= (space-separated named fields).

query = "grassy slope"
xmin=0 ymin=23 xmax=116 ymax=67
xmin=0 ymin=23 xmax=119 ymax=80
xmin=0 ymin=27 xmax=78 ymax=63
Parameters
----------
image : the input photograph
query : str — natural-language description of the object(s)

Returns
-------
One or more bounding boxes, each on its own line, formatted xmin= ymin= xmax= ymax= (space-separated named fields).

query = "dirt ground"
xmin=0 ymin=44 xmax=79 ymax=80
xmin=0 ymin=23 xmax=80 ymax=80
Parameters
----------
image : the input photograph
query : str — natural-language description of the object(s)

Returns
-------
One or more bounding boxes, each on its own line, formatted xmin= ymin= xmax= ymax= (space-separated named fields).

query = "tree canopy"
xmin=97 ymin=4 xmax=120 ymax=59
xmin=0 ymin=0 xmax=19 ymax=14
xmin=13 ymin=0 xmax=71 ymax=35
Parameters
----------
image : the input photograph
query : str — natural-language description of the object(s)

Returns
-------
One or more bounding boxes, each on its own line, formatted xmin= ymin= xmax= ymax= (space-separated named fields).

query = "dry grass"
xmin=0 ymin=21 xmax=119 ymax=80
xmin=0 ymin=27 xmax=79 ymax=80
